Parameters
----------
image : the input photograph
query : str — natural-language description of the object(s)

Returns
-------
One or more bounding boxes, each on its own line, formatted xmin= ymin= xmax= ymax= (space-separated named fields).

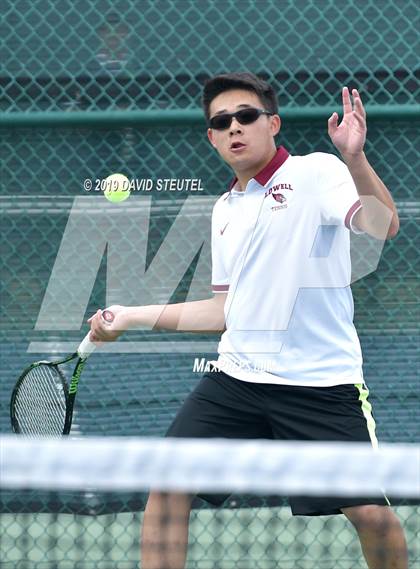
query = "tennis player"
xmin=89 ymin=73 xmax=408 ymax=569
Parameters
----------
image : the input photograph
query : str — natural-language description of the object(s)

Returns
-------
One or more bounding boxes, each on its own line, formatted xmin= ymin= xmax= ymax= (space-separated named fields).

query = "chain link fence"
xmin=1 ymin=0 xmax=419 ymax=567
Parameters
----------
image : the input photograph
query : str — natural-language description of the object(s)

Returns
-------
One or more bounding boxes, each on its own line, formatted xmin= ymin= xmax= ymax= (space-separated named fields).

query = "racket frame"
xmin=11 ymin=309 xmax=113 ymax=436
xmin=10 ymin=352 xmax=87 ymax=436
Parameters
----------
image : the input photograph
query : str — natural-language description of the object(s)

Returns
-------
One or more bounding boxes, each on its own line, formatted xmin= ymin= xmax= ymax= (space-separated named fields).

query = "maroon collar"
xmin=228 ymin=146 xmax=290 ymax=191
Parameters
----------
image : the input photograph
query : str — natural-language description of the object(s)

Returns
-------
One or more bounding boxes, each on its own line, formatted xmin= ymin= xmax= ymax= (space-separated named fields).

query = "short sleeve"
xmin=318 ymin=154 xmax=363 ymax=233
xmin=211 ymin=198 xmax=230 ymax=293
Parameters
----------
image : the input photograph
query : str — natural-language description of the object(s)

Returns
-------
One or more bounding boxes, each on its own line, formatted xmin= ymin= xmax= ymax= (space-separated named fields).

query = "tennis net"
xmin=1 ymin=436 xmax=419 ymax=569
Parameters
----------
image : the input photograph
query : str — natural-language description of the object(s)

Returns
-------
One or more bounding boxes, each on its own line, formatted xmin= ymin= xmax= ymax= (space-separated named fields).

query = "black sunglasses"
xmin=209 ymin=107 xmax=273 ymax=130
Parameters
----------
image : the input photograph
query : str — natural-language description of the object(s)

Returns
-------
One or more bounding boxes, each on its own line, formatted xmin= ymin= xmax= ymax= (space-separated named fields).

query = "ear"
xmin=207 ymin=128 xmax=217 ymax=147
xmin=271 ymin=114 xmax=281 ymax=136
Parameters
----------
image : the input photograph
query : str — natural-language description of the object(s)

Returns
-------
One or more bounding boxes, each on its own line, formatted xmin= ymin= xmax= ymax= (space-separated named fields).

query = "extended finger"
xmin=351 ymin=111 xmax=366 ymax=127
xmin=88 ymin=310 xmax=101 ymax=334
xmin=87 ymin=312 xmax=98 ymax=324
xmin=352 ymin=89 xmax=366 ymax=117
xmin=342 ymin=86 xmax=352 ymax=115
xmin=327 ymin=112 xmax=338 ymax=134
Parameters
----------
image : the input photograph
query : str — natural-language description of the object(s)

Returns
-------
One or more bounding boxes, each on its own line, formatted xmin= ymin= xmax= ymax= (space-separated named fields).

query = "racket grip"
xmin=77 ymin=309 xmax=115 ymax=359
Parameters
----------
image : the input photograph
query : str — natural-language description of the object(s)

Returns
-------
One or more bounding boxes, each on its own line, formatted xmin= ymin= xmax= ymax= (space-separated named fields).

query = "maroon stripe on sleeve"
xmin=345 ymin=199 xmax=362 ymax=229
xmin=212 ymin=284 xmax=230 ymax=292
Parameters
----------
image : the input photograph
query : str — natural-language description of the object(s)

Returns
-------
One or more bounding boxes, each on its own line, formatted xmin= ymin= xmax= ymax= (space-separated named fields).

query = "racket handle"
xmin=77 ymin=309 xmax=115 ymax=359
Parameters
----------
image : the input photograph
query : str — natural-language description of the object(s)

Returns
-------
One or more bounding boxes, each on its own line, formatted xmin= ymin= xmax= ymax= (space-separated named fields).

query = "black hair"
xmin=202 ymin=72 xmax=278 ymax=123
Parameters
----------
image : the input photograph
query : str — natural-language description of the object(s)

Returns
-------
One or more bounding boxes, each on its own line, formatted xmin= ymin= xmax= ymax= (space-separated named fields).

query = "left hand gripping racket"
xmin=10 ymin=310 xmax=114 ymax=436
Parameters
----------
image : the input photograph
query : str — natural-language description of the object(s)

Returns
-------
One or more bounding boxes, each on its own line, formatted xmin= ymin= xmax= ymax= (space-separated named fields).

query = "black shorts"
xmin=166 ymin=370 xmax=389 ymax=516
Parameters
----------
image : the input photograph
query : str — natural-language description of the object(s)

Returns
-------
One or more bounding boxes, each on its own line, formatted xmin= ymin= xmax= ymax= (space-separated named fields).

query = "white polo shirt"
xmin=211 ymin=146 xmax=364 ymax=387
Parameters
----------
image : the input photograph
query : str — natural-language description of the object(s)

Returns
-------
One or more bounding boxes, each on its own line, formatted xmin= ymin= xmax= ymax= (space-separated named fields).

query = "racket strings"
xmin=15 ymin=369 xmax=66 ymax=435
xmin=15 ymin=377 xmax=62 ymax=435
xmin=14 ymin=365 xmax=67 ymax=436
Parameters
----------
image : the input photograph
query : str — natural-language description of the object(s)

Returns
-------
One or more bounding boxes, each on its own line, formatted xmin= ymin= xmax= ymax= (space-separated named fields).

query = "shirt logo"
xmin=270 ymin=192 xmax=287 ymax=211
xmin=220 ymin=222 xmax=229 ymax=235
xmin=272 ymin=192 xmax=286 ymax=203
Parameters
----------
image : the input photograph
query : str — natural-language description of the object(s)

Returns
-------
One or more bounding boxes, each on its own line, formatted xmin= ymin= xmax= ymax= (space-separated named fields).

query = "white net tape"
xmin=1 ymin=436 xmax=419 ymax=498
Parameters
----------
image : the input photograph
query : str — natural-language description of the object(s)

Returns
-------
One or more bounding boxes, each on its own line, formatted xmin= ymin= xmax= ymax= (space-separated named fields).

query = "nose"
xmin=229 ymin=117 xmax=243 ymax=134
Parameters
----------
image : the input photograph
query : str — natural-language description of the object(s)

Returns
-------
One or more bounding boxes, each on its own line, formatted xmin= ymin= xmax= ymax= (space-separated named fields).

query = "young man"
xmin=89 ymin=73 xmax=407 ymax=569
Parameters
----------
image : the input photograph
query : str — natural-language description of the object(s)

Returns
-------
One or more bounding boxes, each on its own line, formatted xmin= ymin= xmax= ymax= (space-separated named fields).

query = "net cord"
xmin=1 ymin=436 xmax=419 ymax=498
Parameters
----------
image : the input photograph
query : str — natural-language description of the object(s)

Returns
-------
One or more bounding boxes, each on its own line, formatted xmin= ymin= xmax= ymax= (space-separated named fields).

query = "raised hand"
xmin=328 ymin=87 xmax=366 ymax=160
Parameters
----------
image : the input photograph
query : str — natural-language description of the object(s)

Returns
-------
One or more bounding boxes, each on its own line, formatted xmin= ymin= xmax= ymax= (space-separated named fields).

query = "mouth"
xmin=230 ymin=141 xmax=246 ymax=152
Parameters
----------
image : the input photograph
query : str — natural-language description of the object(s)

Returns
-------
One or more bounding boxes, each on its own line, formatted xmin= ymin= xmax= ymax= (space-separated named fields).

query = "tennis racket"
xmin=10 ymin=309 xmax=114 ymax=436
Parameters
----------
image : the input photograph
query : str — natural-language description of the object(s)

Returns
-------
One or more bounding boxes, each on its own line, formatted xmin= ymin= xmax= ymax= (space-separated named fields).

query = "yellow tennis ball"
xmin=103 ymin=173 xmax=131 ymax=203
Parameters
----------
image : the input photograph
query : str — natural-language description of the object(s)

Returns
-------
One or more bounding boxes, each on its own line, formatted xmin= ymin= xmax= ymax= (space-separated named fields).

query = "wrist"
xmin=124 ymin=305 xmax=157 ymax=329
xmin=123 ymin=306 xmax=140 ymax=329
xmin=341 ymin=150 xmax=366 ymax=168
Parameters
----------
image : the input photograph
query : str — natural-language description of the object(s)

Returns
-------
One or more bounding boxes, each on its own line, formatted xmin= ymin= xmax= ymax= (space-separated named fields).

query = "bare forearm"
xmin=125 ymin=295 xmax=226 ymax=333
xmin=343 ymin=151 xmax=399 ymax=239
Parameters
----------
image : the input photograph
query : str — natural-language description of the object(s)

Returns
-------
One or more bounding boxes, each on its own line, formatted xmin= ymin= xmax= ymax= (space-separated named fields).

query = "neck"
xmin=234 ymin=147 xmax=277 ymax=191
